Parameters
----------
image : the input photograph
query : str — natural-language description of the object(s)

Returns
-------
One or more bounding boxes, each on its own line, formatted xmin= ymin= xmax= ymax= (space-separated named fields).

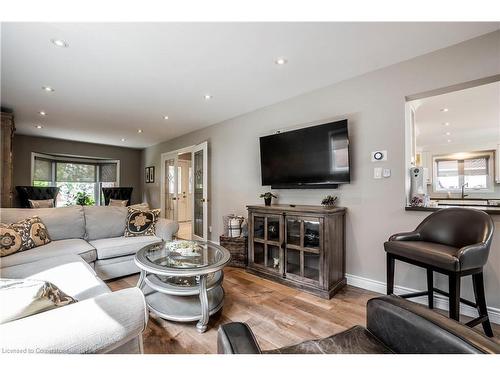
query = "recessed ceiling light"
xmin=275 ymin=57 xmax=288 ymax=65
xmin=137 ymin=129 xmax=143 ymax=133
xmin=42 ymin=86 xmax=55 ymax=92
xmin=163 ymin=115 xmax=169 ymax=120
xmin=204 ymin=94 xmax=212 ymax=100
xmin=440 ymin=108 xmax=449 ymax=112
xmin=447 ymin=139 xmax=452 ymax=143
xmin=445 ymin=132 xmax=451 ymax=136
xmin=35 ymin=124 xmax=43 ymax=129
xmin=51 ymin=39 xmax=68 ymax=48
xmin=121 ymin=138 xmax=126 ymax=142
xmin=442 ymin=122 xmax=450 ymax=126
xmin=39 ymin=111 xmax=47 ymax=116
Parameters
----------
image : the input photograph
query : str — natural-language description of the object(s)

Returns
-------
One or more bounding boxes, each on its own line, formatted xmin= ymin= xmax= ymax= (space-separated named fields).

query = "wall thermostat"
xmin=371 ymin=150 xmax=387 ymax=162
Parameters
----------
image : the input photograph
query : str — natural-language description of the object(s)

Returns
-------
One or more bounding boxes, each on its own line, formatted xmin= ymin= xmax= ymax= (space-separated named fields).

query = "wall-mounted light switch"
xmin=383 ymin=168 xmax=391 ymax=178
xmin=374 ymin=167 xmax=382 ymax=179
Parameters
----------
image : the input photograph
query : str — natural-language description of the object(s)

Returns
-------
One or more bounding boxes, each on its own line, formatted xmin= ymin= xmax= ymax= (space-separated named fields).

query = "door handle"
xmin=172 ymin=197 xmax=177 ymax=201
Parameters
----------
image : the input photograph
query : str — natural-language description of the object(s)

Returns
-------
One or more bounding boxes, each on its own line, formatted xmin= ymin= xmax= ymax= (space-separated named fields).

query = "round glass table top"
xmin=135 ymin=240 xmax=231 ymax=276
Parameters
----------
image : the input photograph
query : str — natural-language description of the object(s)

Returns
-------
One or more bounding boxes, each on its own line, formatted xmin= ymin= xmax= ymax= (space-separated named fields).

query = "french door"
xmin=163 ymin=154 xmax=179 ymax=221
xmin=192 ymin=141 xmax=208 ymax=240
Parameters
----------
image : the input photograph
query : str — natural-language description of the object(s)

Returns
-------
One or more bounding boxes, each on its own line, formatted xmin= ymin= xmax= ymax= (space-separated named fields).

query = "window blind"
xmin=100 ymin=163 xmax=118 ymax=183
xmin=436 ymin=160 xmax=459 ymax=177
xmin=33 ymin=158 xmax=52 ymax=181
xmin=56 ymin=162 xmax=96 ymax=182
xmin=464 ymin=157 xmax=488 ymax=176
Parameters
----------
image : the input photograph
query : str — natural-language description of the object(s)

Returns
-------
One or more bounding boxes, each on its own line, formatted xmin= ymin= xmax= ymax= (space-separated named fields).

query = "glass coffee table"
xmin=134 ymin=240 xmax=231 ymax=333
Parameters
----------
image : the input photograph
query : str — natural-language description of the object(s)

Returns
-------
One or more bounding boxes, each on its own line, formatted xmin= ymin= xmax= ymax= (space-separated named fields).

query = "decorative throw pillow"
xmin=28 ymin=199 xmax=55 ymax=208
xmin=0 ymin=278 xmax=77 ymax=324
xmin=124 ymin=208 xmax=160 ymax=237
xmin=128 ymin=202 xmax=150 ymax=210
xmin=0 ymin=216 xmax=51 ymax=257
xmin=109 ymin=199 xmax=128 ymax=207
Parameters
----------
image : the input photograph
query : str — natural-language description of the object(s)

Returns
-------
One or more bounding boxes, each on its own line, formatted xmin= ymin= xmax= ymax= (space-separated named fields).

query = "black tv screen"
xmin=259 ymin=119 xmax=350 ymax=188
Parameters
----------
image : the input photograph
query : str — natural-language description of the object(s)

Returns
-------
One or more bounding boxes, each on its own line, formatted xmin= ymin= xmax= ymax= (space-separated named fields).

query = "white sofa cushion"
xmin=90 ymin=235 xmax=161 ymax=260
xmin=0 ymin=255 xmax=109 ymax=301
xmin=0 ymin=206 xmax=86 ymax=241
xmin=0 ymin=239 xmax=96 ymax=269
xmin=83 ymin=206 xmax=128 ymax=241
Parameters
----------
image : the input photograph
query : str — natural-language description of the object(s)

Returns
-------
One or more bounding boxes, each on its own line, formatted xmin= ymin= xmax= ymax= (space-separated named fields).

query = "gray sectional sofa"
xmin=0 ymin=205 xmax=179 ymax=354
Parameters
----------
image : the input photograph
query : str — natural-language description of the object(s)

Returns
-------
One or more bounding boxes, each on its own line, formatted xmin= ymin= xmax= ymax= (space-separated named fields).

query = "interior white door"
xmin=163 ymin=154 xmax=179 ymax=221
xmin=192 ymin=141 xmax=208 ymax=241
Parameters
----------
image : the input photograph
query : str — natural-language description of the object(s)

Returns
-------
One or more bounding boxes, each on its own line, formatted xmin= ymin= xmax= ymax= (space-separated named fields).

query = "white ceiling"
xmin=1 ymin=22 xmax=499 ymax=149
xmin=415 ymin=81 xmax=500 ymax=150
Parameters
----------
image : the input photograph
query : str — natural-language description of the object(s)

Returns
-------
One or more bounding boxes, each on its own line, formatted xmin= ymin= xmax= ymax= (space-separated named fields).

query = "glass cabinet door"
xmin=303 ymin=220 xmax=320 ymax=249
xmin=253 ymin=216 xmax=265 ymax=239
xmin=267 ymin=216 xmax=280 ymax=242
xmin=286 ymin=218 xmax=301 ymax=246
xmin=303 ymin=252 xmax=320 ymax=281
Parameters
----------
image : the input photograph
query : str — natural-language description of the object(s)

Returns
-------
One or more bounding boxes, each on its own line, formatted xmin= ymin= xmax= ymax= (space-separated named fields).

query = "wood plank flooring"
xmin=106 ymin=267 xmax=500 ymax=354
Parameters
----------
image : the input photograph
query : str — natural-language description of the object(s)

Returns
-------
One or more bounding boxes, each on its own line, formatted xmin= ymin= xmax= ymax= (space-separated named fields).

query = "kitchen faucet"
xmin=461 ymin=182 xmax=469 ymax=199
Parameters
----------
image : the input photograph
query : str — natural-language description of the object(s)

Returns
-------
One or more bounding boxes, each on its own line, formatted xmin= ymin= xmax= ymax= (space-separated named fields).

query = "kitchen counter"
xmin=405 ymin=205 xmax=500 ymax=215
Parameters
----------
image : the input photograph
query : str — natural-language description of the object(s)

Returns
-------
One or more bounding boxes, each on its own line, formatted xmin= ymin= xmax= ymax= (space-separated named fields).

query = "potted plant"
xmin=260 ymin=192 xmax=277 ymax=206
xmin=75 ymin=191 xmax=95 ymax=206
xmin=321 ymin=195 xmax=338 ymax=207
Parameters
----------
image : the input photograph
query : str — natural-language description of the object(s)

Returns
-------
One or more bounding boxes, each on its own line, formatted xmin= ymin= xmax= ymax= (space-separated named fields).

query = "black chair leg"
xmin=427 ymin=269 xmax=434 ymax=309
xmin=472 ymin=272 xmax=494 ymax=337
xmin=387 ymin=255 xmax=395 ymax=295
xmin=448 ymin=274 xmax=461 ymax=321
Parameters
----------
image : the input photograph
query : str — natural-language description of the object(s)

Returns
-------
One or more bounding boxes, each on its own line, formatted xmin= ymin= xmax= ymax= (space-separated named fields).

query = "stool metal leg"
xmin=426 ymin=269 xmax=434 ymax=309
xmin=472 ymin=272 xmax=494 ymax=337
xmin=449 ymin=274 xmax=461 ymax=321
xmin=387 ymin=255 xmax=395 ymax=295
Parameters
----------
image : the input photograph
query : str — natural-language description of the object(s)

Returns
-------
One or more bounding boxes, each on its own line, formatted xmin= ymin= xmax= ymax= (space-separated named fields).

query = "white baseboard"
xmin=346 ymin=273 xmax=500 ymax=325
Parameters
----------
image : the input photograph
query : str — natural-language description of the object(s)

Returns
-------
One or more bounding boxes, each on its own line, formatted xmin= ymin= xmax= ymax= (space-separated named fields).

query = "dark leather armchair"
xmin=218 ymin=295 xmax=500 ymax=354
xmin=101 ymin=187 xmax=133 ymax=206
xmin=384 ymin=207 xmax=494 ymax=336
xmin=15 ymin=186 xmax=59 ymax=208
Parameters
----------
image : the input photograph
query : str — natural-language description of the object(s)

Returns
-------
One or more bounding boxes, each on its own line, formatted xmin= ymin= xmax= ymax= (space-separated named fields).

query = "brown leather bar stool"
xmin=384 ymin=207 xmax=494 ymax=337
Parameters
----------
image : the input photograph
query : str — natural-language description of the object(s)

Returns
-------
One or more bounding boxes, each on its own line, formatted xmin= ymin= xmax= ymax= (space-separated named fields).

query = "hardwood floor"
xmin=107 ymin=267 xmax=500 ymax=354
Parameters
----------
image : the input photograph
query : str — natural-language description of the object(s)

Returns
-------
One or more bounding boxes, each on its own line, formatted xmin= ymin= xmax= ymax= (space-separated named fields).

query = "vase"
xmin=264 ymin=197 xmax=271 ymax=206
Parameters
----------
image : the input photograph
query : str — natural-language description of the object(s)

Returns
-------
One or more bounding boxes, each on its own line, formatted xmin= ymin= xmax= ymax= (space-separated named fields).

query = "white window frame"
xmin=30 ymin=152 xmax=120 ymax=205
xmin=432 ymin=151 xmax=495 ymax=193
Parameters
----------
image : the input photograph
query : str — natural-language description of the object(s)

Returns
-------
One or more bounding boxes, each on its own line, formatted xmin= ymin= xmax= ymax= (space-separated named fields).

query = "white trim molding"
xmin=346 ymin=273 xmax=500 ymax=324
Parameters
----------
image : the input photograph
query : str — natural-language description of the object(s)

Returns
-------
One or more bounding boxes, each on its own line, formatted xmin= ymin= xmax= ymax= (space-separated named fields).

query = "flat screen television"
xmin=259 ymin=119 xmax=350 ymax=189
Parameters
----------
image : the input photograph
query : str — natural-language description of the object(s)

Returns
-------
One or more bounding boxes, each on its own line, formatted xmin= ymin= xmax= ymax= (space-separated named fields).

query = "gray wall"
xmin=143 ymin=31 xmax=500 ymax=310
xmin=13 ymin=134 xmax=143 ymax=205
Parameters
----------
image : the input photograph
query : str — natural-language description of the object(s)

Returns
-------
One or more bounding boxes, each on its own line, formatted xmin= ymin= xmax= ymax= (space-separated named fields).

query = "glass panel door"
xmin=266 ymin=216 xmax=280 ymax=242
xmin=163 ymin=156 xmax=178 ymax=221
xmin=304 ymin=219 xmax=320 ymax=249
xmin=192 ymin=141 xmax=208 ymax=240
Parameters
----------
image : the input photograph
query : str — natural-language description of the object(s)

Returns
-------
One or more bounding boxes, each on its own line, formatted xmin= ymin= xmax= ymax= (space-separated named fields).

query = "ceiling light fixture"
xmin=39 ymin=111 xmax=47 ymax=116
xmin=163 ymin=115 xmax=169 ymax=120
xmin=445 ymin=132 xmax=451 ymax=136
xmin=447 ymin=139 xmax=452 ymax=143
xmin=51 ymin=39 xmax=68 ymax=48
xmin=42 ymin=86 xmax=55 ymax=92
xmin=204 ymin=94 xmax=212 ymax=100
xmin=121 ymin=138 xmax=126 ymax=142
xmin=35 ymin=125 xmax=43 ymax=129
xmin=137 ymin=129 xmax=143 ymax=133
xmin=442 ymin=122 xmax=450 ymax=126
xmin=440 ymin=108 xmax=449 ymax=112
xmin=275 ymin=57 xmax=288 ymax=65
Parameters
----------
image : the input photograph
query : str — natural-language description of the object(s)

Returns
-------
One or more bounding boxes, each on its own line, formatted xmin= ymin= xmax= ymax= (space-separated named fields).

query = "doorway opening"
xmin=160 ymin=141 xmax=209 ymax=241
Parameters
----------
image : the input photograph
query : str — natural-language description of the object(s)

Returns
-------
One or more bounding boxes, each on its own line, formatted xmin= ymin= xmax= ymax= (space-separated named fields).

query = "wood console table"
xmin=247 ymin=204 xmax=346 ymax=299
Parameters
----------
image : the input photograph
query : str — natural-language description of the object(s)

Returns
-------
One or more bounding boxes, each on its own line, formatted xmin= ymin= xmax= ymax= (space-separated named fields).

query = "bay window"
xmin=32 ymin=153 xmax=119 ymax=207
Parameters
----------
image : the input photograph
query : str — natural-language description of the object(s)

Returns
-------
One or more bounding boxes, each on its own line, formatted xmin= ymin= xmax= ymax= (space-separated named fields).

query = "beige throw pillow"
xmin=109 ymin=199 xmax=128 ymax=207
xmin=28 ymin=199 xmax=55 ymax=208
xmin=0 ymin=216 xmax=51 ymax=257
xmin=0 ymin=278 xmax=77 ymax=324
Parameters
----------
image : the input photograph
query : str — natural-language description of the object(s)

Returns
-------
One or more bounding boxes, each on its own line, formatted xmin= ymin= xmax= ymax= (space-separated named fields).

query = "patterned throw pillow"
xmin=28 ymin=199 xmax=55 ymax=208
xmin=0 ymin=278 xmax=77 ymax=324
xmin=0 ymin=216 xmax=51 ymax=257
xmin=124 ymin=208 xmax=160 ymax=237
xmin=109 ymin=199 xmax=128 ymax=207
